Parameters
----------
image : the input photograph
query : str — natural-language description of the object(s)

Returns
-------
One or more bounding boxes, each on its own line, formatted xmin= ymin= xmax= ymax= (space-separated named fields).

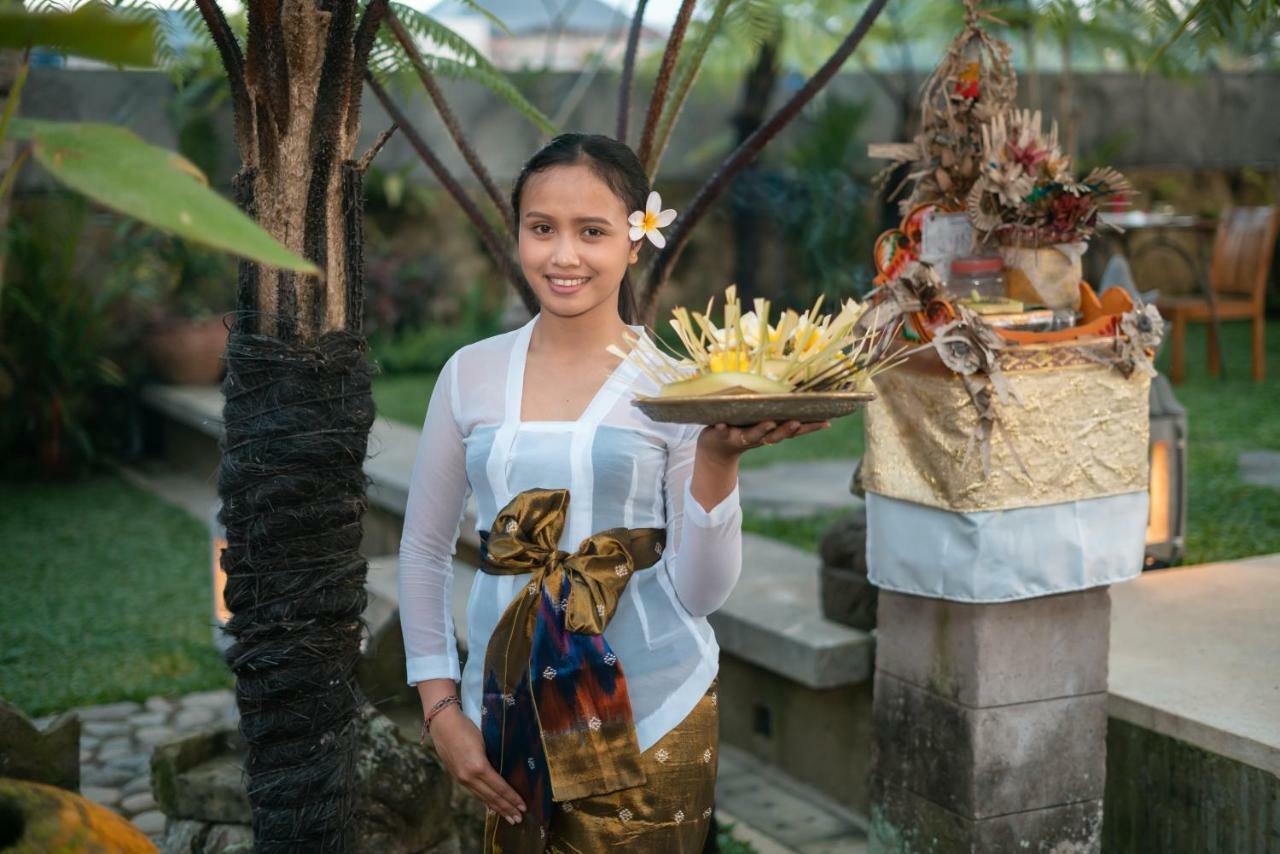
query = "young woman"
xmin=398 ymin=133 xmax=829 ymax=853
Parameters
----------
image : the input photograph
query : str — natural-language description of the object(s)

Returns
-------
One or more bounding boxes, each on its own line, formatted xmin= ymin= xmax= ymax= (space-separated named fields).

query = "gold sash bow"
xmin=480 ymin=487 xmax=665 ymax=804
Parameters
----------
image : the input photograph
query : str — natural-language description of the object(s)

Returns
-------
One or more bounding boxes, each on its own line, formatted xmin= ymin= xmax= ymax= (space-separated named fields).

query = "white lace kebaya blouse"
xmin=398 ymin=314 xmax=743 ymax=751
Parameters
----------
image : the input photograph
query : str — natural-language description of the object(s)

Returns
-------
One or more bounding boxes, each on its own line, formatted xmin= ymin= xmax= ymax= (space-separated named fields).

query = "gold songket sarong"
xmin=478 ymin=487 xmax=666 ymax=852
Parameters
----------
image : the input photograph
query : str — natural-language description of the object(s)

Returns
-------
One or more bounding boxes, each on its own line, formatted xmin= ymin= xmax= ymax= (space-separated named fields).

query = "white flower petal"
xmin=646 ymin=228 xmax=667 ymax=249
xmin=646 ymin=191 xmax=661 ymax=214
xmin=628 ymin=210 xmax=646 ymax=226
xmin=656 ymin=208 xmax=677 ymax=227
xmin=629 ymin=225 xmax=645 ymax=242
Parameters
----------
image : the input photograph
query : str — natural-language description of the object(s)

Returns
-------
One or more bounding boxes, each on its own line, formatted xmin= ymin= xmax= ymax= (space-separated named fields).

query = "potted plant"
xmin=114 ymin=223 xmax=236 ymax=385
xmin=965 ymin=109 xmax=1131 ymax=309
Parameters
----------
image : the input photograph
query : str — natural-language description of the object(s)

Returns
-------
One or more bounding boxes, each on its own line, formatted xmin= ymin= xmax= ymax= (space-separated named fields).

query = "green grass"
xmin=372 ymin=372 xmax=438 ymax=427
xmin=741 ymin=508 xmax=851 ymax=555
xmin=371 ymin=322 xmax=1280 ymax=565
xmin=0 ymin=476 xmax=232 ymax=716
xmin=716 ymin=821 xmax=760 ymax=853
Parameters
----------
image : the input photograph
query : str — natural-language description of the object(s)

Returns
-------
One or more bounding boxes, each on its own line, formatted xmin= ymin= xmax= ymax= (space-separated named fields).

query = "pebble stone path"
xmin=37 ymin=689 xmax=239 ymax=843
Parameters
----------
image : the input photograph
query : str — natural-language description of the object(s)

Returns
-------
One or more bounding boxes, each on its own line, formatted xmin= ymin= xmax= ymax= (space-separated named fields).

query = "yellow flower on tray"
xmin=609 ymin=285 xmax=900 ymax=398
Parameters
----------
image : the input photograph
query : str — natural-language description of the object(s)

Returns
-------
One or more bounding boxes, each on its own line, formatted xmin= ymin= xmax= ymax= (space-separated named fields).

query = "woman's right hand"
xmin=429 ymin=705 xmax=527 ymax=825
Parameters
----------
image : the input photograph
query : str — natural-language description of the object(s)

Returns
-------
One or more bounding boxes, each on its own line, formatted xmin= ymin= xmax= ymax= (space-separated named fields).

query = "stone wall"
xmin=20 ymin=68 xmax=1280 ymax=316
xmin=22 ymin=69 xmax=1280 ymax=185
xmin=1103 ymin=717 xmax=1279 ymax=853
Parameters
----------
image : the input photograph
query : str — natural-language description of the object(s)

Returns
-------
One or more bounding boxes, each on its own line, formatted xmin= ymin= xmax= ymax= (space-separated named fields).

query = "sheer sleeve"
xmin=662 ymin=424 xmax=743 ymax=617
xmin=398 ymin=352 xmax=468 ymax=685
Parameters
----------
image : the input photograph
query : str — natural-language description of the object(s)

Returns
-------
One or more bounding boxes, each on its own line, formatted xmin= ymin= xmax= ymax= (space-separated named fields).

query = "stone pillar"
xmin=868 ymin=587 xmax=1111 ymax=852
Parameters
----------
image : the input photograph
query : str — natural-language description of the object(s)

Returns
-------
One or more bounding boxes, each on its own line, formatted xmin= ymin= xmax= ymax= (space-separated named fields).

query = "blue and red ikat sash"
xmin=478 ymin=487 xmax=665 ymax=852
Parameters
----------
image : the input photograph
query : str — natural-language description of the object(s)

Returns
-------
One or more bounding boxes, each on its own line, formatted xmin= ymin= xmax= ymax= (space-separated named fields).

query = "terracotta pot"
xmin=142 ymin=314 xmax=229 ymax=385
xmin=998 ymin=241 xmax=1086 ymax=310
xmin=0 ymin=778 xmax=156 ymax=852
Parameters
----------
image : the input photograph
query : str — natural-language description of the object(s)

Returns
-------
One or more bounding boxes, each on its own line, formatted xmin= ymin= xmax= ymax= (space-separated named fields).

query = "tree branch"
xmin=366 ymin=74 xmax=537 ymax=316
xmin=386 ymin=7 xmax=514 ymax=233
xmin=616 ymin=0 xmax=649 ymax=142
xmin=649 ymin=0 xmax=732 ymax=178
xmin=636 ymin=0 xmax=697 ymax=171
xmin=193 ymin=0 xmax=252 ymax=160
xmin=302 ymin=0 xmax=360 ymax=334
xmin=637 ymin=0 xmax=890 ymax=322
xmin=348 ymin=0 xmax=389 ymax=140
xmin=353 ymin=0 xmax=390 ymax=66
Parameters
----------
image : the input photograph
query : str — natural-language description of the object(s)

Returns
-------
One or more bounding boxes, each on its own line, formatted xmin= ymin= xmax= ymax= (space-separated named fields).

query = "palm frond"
xmin=442 ymin=0 xmax=511 ymax=35
xmin=382 ymin=2 xmax=498 ymax=75
xmin=368 ymin=9 xmax=556 ymax=135
xmin=29 ymin=0 xmax=229 ymax=76
xmin=650 ymin=0 xmax=734 ymax=176
xmin=723 ymin=0 xmax=782 ymax=50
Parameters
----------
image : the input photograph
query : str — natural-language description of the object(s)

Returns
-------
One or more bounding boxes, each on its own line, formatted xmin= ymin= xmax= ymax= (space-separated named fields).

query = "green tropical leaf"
xmin=369 ymin=8 xmax=557 ymax=135
xmin=436 ymin=0 xmax=511 ymax=35
xmin=0 ymin=3 xmax=157 ymax=66
xmin=10 ymin=118 xmax=317 ymax=274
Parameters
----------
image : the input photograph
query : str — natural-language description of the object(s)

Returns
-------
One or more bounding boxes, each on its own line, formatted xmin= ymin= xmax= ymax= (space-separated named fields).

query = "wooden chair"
xmin=1156 ymin=206 xmax=1278 ymax=384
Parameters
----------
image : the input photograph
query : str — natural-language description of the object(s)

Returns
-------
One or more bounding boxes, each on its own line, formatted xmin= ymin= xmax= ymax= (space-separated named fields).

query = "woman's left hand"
xmin=697 ymin=419 xmax=832 ymax=462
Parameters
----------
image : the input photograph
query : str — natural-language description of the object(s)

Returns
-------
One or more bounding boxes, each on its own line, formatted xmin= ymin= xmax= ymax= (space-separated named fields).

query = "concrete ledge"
xmin=144 ymin=385 xmax=871 ymax=690
xmin=368 ymin=555 xmax=476 ymax=655
xmin=710 ymin=533 xmax=873 ymax=689
xmin=141 ymin=384 xmax=481 ymax=553
xmin=1108 ymin=554 xmax=1280 ymax=776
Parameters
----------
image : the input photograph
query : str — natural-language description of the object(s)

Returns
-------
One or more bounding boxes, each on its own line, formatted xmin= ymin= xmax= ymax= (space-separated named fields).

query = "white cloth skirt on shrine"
xmin=865 ymin=490 xmax=1149 ymax=602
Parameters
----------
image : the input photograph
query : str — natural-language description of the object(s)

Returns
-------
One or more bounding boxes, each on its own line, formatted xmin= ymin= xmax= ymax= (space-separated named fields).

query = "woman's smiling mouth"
xmin=547 ymin=275 xmax=591 ymax=293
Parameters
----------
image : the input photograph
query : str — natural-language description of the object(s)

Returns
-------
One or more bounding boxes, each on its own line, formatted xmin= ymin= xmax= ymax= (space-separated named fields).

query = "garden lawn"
xmin=0 ymin=476 xmax=231 ymax=716
xmin=371 ymin=320 xmax=1279 ymax=564
xmin=372 ymin=371 xmax=437 ymax=428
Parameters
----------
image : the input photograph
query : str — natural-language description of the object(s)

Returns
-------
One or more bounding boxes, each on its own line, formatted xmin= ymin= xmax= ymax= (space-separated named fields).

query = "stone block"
xmin=717 ymin=651 xmax=874 ymax=816
xmin=356 ymin=558 xmax=418 ymax=708
xmin=875 ymin=588 xmax=1110 ymax=707
xmin=868 ymin=779 xmax=1102 ymax=854
xmin=151 ymin=726 xmax=249 ymax=823
xmin=710 ymin=533 xmax=873 ymax=690
xmin=0 ymin=699 xmax=80 ymax=791
xmin=159 ymin=818 xmax=253 ymax=854
xmin=872 ymin=672 xmax=1107 ymax=818
xmin=151 ymin=707 xmax=455 ymax=853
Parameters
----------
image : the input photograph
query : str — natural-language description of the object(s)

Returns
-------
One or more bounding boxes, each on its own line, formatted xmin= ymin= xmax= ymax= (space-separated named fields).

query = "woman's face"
xmin=517 ymin=163 xmax=639 ymax=321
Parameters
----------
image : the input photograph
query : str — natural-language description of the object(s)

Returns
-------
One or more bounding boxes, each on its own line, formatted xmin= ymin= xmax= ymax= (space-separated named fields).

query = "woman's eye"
xmin=583 ymin=227 xmax=604 ymax=238
xmin=532 ymin=223 xmax=552 ymax=235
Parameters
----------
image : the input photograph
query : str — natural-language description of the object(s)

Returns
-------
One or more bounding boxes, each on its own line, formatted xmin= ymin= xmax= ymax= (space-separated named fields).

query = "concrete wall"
xmin=20 ymin=67 xmax=1280 ymax=195
xmin=1104 ymin=718 xmax=1279 ymax=853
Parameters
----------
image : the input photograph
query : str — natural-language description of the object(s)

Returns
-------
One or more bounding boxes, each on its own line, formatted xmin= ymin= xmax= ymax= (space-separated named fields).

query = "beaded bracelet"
xmin=420 ymin=694 xmax=461 ymax=745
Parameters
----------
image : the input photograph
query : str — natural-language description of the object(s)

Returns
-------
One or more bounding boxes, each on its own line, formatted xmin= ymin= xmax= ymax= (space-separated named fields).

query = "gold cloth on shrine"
xmin=862 ymin=342 xmax=1151 ymax=513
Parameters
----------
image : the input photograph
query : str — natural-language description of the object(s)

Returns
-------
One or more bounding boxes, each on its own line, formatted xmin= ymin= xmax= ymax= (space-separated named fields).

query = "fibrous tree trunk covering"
xmin=196 ymin=1 xmax=389 ymax=850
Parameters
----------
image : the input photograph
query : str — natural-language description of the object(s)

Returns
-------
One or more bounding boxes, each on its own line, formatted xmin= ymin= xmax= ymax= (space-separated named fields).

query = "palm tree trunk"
xmin=197 ymin=2 xmax=387 ymax=850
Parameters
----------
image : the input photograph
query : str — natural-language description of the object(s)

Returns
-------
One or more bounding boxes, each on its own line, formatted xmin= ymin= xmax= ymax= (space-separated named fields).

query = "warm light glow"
xmin=212 ymin=535 xmax=230 ymax=625
xmin=1146 ymin=439 xmax=1170 ymax=545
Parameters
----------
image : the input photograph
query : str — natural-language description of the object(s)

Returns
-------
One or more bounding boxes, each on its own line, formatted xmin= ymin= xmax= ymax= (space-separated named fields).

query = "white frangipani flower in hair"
xmin=628 ymin=191 xmax=677 ymax=248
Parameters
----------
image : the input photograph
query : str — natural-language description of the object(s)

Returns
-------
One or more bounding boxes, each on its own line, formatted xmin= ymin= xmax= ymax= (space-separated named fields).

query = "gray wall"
xmin=20 ymin=67 xmax=1280 ymax=194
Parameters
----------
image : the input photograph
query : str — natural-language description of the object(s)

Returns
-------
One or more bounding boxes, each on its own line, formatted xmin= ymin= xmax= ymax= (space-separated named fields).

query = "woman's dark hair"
xmin=511 ymin=133 xmax=649 ymax=324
